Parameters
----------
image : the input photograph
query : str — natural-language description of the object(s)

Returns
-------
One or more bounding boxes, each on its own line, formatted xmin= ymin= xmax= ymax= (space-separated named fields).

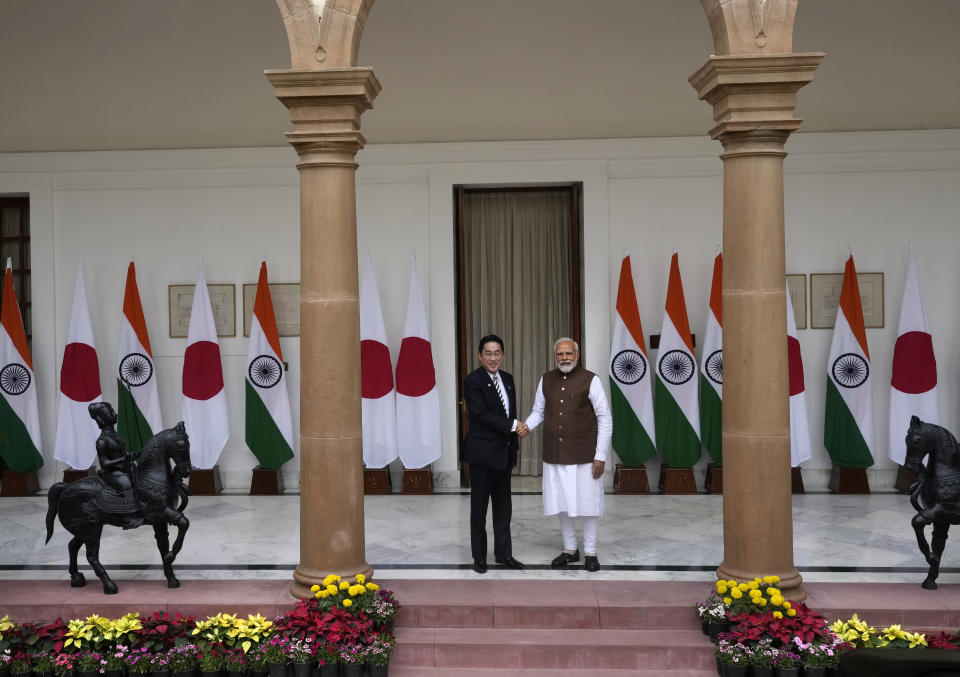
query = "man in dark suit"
xmin=462 ymin=334 xmax=527 ymax=573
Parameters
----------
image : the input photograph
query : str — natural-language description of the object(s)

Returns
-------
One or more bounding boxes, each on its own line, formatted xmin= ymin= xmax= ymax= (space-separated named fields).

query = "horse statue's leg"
xmin=923 ymin=518 xmax=950 ymax=590
xmin=153 ymin=521 xmax=180 ymax=589
xmin=159 ymin=507 xmax=190 ymax=576
xmin=67 ymin=536 xmax=86 ymax=588
xmin=82 ymin=525 xmax=118 ymax=595
xmin=912 ymin=508 xmax=937 ymax=564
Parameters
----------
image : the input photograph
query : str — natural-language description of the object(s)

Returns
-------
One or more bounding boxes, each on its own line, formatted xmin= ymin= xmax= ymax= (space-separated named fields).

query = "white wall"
xmin=1 ymin=129 xmax=958 ymax=491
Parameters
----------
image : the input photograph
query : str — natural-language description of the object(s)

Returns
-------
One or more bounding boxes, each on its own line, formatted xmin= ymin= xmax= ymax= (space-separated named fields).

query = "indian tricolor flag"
xmin=0 ymin=259 xmax=43 ymax=472
xmin=700 ymin=248 xmax=723 ymax=465
xmin=889 ymin=246 xmax=939 ymax=464
xmin=608 ymin=252 xmax=655 ymax=467
xmin=245 ymin=261 xmax=294 ymax=469
xmin=824 ymin=253 xmax=875 ymax=468
xmin=654 ymin=252 xmax=701 ymax=468
xmin=117 ymin=262 xmax=163 ymax=453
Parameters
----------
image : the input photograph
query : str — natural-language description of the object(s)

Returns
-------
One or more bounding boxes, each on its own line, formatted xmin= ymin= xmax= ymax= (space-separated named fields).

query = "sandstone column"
xmin=691 ymin=0 xmax=822 ymax=602
xmin=266 ymin=67 xmax=380 ymax=599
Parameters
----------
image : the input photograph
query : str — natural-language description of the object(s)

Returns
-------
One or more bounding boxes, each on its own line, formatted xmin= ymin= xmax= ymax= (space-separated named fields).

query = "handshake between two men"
xmin=463 ymin=334 xmax=613 ymax=575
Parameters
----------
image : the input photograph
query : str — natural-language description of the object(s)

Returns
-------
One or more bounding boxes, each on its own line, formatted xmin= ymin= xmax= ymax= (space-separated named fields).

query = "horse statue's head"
xmin=168 ymin=421 xmax=191 ymax=479
xmin=905 ymin=415 xmax=951 ymax=474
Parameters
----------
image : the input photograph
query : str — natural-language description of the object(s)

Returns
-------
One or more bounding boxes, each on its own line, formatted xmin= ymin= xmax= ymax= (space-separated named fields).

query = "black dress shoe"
xmin=584 ymin=555 xmax=600 ymax=572
xmin=472 ymin=560 xmax=488 ymax=574
xmin=551 ymin=549 xmax=580 ymax=568
xmin=495 ymin=555 xmax=525 ymax=569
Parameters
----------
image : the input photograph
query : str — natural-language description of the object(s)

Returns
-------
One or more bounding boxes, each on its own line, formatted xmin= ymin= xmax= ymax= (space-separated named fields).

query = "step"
xmin=393 ymin=627 xmax=716 ymax=671
xmin=389 ymin=669 xmax=718 ymax=677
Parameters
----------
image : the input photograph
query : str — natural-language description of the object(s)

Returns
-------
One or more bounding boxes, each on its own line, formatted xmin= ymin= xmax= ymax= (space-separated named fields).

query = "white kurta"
xmin=525 ymin=372 xmax=612 ymax=517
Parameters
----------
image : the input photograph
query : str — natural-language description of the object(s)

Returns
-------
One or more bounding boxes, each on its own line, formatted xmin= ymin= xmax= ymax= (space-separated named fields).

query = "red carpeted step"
xmin=389 ymin=669 xmax=719 ymax=677
xmin=392 ymin=627 xmax=716 ymax=671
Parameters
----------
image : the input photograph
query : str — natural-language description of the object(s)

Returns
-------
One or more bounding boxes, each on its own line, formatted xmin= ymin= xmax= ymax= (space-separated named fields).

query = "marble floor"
xmin=0 ymin=485 xmax=951 ymax=586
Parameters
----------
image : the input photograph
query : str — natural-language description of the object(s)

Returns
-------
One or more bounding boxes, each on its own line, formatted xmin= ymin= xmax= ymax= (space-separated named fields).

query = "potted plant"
xmin=242 ymin=644 xmax=267 ymax=677
xmin=367 ymin=589 xmax=399 ymax=633
xmin=696 ymin=594 xmax=727 ymax=639
xmin=52 ymin=653 xmax=75 ymax=677
xmin=364 ymin=632 xmax=395 ymax=677
xmin=74 ymin=652 xmax=102 ymax=677
xmin=9 ymin=654 xmax=30 ymax=677
xmin=125 ymin=648 xmax=153 ymax=677
xmin=32 ymin=653 xmax=56 ymax=677
xmin=221 ymin=648 xmax=248 ymax=677
xmin=102 ymin=645 xmax=129 ymax=677
xmin=198 ymin=644 xmax=225 ymax=677
xmin=336 ymin=643 xmax=364 ymax=677
xmin=745 ymin=638 xmax=775 ymax=677
xmin=1 ymin=650 xmax=11 ymax=677
xmin=147 ymin=650 xmax=171 ymax=677
xmin=771 ymin=648 xmax=801 ymax=677
xmin=165 ymin=644 xmax=200 ymax=677
xmin=313 ymin=644 xmax=337 ymax=677
xmin=260 ymin=637 xmax=288 ymax=677
xmin=282 ymin=640 xmax=312 ymax=677
xmin=792 ymin=635 xmax=851 ymax=676
xmin=715 ymin=639 xmax=749 ymax=677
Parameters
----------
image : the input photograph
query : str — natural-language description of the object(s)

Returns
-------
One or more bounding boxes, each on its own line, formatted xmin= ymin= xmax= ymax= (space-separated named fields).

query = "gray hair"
xmin=554 ymin=337 xmax=579 ymax=354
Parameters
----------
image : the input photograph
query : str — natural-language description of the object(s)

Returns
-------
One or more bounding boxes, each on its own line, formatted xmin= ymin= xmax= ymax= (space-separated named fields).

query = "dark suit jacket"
xmin=462 ymin=367 xmax=519 ymax=471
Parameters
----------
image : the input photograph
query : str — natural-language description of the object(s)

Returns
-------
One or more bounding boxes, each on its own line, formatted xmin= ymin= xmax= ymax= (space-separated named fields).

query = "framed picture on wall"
xmin=810 ymin=272 xmax=884 ymax=329
xmin=786 ymin=274 xmax=806 ymax=330
xmin=168 ymin=284 xmax=236 ymax=338
xmin=242 ymin=282 xmax=300 ymax=337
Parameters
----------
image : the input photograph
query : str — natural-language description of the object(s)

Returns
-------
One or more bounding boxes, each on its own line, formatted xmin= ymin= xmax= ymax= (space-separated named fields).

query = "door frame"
xmin=453 ymin=182 xmax=584 ymax=486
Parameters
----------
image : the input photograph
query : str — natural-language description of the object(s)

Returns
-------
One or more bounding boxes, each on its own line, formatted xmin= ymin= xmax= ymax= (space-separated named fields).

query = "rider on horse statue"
xmin=89 ymin=402 xmax=143 ymax=530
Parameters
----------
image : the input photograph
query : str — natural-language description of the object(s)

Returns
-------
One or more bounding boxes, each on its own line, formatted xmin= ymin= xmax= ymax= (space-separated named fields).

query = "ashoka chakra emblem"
xmin=832 ymin=353 xmax=869 ymax=388
xmin=0 ymin=363 xmax=30 ymax=396
xmin=119 ymin=353 xmax=153 ymax=387
xmin=249 ymin=355 xmax=282 ymax=388
xmin=611 ymin=349 xmax=646 ymax=385
xmin=658 ymin=349 xmax=695 ymax=386
xmin=705 ymin=350 xmax=723 ymax=385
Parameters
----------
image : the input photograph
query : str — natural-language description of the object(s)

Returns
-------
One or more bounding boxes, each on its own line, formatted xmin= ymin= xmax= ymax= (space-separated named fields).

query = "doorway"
xmin=454 ymin=184 xmax=583 ymax=484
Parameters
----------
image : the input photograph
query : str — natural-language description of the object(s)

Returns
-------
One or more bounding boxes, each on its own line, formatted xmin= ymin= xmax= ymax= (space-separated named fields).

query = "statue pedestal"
xmin=829 ymin=466 xmax=870 ymax=494
xmin=189 ymin=465 xmax=223 ymax=495
xmin=613 ymin=464 xmax=649 ymax=494
xmin=364 ymin=468 xmax=392 ymax=494
xmin=401 ymin=468 xmax=433 ymax=494
xmin=1 ymin=470 xmax=40 ymax=496
xmin=63 ymin=467 xmax=93 ymax=484
xmin=704 ymin=463 xmax=723 ymax=494
xmin=250 ymin=466 xmax=284 ymax=495
xmin=659 ymin=466 xmax=697 ymax=494
xmin=792 ymin=467 xmax=805 ymax=494
xmin=894 ymin=465 xmax=918 ymax=493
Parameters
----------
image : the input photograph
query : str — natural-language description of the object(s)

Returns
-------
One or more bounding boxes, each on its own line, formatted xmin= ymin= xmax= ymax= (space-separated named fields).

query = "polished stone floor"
xmin=0 ymin=483 xmax=950 ymax=586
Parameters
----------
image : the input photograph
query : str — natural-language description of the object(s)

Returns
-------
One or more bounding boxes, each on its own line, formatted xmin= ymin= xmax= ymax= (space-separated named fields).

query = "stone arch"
xmin=275 ymin=0 xmax=375 ymax=69
xmin=700 ymin=0 xmax=798 ymax=55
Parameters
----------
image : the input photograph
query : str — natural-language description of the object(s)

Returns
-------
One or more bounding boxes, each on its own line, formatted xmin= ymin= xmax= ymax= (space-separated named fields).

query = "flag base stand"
xmin=1 ymin=470 xmax=39 ymax=496
xmin=63 ymin=467 xmax=94 ymax=484
xmin=792 ymin=467 xmax=805 ymax=494
xmin=894 ymin=465 xmax=918 ymax=493
xmin=828 ymin=466 xmax=870 ymax=494
xmin=704 ymin=463 xmax=723 ymax=494
xmin=401 ymin=468 xmax=433 ymax=494
xmin=658 ymin=466 xmax=697 ymax=494
xmin=250 ymin=466 xmax=284 ymax=495
xmin=613 ymin=464 xmax=649 ymax=494
xmin=189 ymin=465 xmax=223 ymax=495
xmin=364 ymin=468 xmax=392 ymax=495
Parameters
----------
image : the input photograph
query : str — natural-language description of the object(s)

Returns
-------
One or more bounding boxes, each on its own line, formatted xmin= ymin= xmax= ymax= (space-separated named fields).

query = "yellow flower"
xmin=757 ymin=598 xmax=767 ymax=607
xmin=318 ymin=591 xmax=329 ymax=598
xmin=723 ymin=597 xmax=732 ymax=605
xmin=339 ymin=581 xmax=350 ymax=590
xmin=773 ymin=611 xmax=783 ymax=619
xmin=770 ymin=596 xmax=783 ymax=607
xmin=763 ymin=575 xmax=780 ymax=584
xmin=327 ymin=584 xmax=338 ymax=595
xmin=310 ymin=585 xmax=320 ymax=593
xmin=747 ymin=581 xmax=759 ymax=591
xmin=787 ymin=608 xmax=796 ymax=617
xmin=342 ymin=599 xmax=352 ymax=607
xmin=367 ymin=582 xmax=379 ymax=591
xmin=356 ymin=574 xmax=366 ymax=584
xmin=782 ymin=601 xmax=791 ymax=610
xmin=749 ymin=589 xmax=762 ymax=599
xmin=730 ymin=588 xmax=743 ymax=600
xmin=716 ymin=582 xmax=728 ymax=594
xmin=766 ymin=587 xmax=781 ymax=596
xmin=907 ymin=632 xmax=927 ymax=648
xmin=737 ymin=583 xmax=749 ymax=592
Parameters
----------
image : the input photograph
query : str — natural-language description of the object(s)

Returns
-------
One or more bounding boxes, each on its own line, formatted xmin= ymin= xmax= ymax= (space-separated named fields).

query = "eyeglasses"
xmin=481 ymin=351 xmax=503 ymax=357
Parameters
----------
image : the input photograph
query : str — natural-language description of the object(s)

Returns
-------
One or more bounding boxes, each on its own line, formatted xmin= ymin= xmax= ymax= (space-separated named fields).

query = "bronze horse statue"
xmin=904 ymin=415 xmax=960 ymax=590
xmin=45 ymin=408 xmax=192 ymax=594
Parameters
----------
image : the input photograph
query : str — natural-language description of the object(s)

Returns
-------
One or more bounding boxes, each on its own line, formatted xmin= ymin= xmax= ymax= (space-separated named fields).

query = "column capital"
xmin=265 ymin=67 xmax=381 ymax=166
xmin=689 ymin=53 xmax=824 ymax=140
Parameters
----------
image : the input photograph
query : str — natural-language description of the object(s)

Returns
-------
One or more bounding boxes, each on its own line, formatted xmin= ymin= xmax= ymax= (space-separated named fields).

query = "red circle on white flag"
xmin=361 ymin=339 xmax=394 ymax=399
xmin=60 ymin=342 xmax=101 ymax=401
xmin=182 ymin=341 xmax=224 ymax=399
xmin=395 ymin=336 xmax=436 ymax=397
xmin=892 ymin=331 xmax=937 ymax=394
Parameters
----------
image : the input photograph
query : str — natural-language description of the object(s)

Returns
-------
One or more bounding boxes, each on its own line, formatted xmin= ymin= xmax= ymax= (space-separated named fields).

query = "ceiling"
xmin=0 ymin=0 xmax=957 ymax=152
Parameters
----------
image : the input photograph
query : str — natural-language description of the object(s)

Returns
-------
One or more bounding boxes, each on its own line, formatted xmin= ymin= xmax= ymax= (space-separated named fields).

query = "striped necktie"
xmin=491 ymin=374 xmax=508 ymax=414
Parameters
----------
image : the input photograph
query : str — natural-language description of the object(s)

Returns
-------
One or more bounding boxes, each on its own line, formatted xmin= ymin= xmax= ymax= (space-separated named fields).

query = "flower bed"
xmin=0 ymin=575 xmax=399 ymax=677
xmin=696 ymin=576 xmax=942 ymax=676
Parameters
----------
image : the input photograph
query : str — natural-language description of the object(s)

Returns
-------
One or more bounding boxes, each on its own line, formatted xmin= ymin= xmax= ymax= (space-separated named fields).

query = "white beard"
xmin=558 ymin=361 xmax=576 ymax=374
